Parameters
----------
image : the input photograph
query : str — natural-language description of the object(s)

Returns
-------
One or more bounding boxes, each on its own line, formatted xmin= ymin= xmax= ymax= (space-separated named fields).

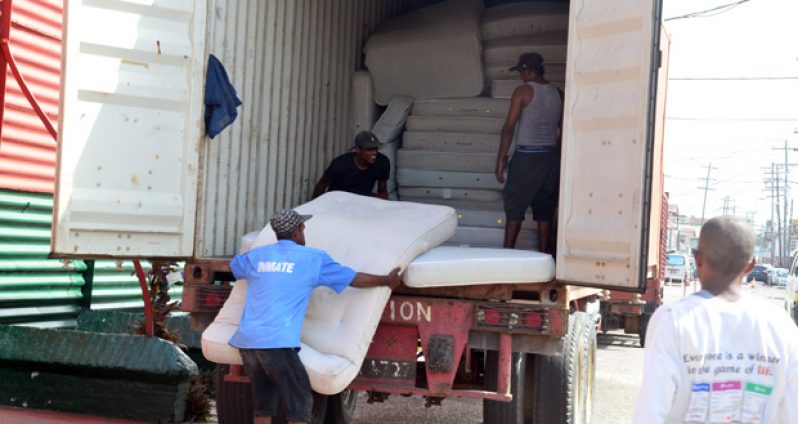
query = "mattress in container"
xmin=400 ymin=196 xmax=534 ymax=229
xmin=201 ymin=192 xmax=457 ymax=395
xmin=397 ymin=149 xmax=495 ymax=172
xmin=397 ymin=168 xmax=502 ymax=190
xmin=404 ymin=246 xmax=554 ymax=288
xmin=364 ymin=0 xmax=485 ymax=105
xmin=481 ymin=2 xmax=570 ymax=42
xmin=406 ymin=116 xmax=504 ymax=134
xmin=482 ymin=31 xmax=568 ymax=67
xmin=351 ymin=71 xmax=376 ymax=136
xmin=445 ymin=225 xmax=538 ymax=250
xmin=403 ymin=131 xmax=498 ymax=153
xmin=411 ymin=97 xmax=510 ymax=118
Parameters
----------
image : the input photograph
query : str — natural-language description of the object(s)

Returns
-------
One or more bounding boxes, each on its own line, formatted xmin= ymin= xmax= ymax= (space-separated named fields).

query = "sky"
xmin=660 ymin=0 xmax=798 ymax=231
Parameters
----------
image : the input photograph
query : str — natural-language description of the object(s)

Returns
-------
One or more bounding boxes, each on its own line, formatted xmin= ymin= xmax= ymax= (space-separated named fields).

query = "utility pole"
xmin=699 ymin=163 xmax=716 ymax=224
xmin=773 ymin=140 xmax=798 ymax=264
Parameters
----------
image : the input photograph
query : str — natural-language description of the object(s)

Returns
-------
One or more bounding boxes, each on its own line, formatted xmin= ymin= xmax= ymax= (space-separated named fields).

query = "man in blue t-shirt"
xmin=229 ymin=209 xmax=400 ymax=424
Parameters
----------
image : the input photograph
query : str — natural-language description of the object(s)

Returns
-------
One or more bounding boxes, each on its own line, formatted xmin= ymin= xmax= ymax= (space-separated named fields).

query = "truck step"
xmin=403 ymin=131 xmax=499 ymax=153
xmin=397 ymin=186 xmax=503 ymax=203
xmin=486 ymin=62 xmax=566 ymax=82
xmin=483 ymin=32 xmax=568 ymax=66
xmin=397 ymin=168 xmax=502 ymax=190
xmin=481 ymin=2 xmax=569 ymax=42
xmin=398 ymin=149 xmax=495 ymax=172
xmin=412 ymin=97 xmax=510 ymax=118
xmin=406 ymin=115 xmax=504 ymax=134
xmin=490 ymin=79 xmax=564 ymax=99
xmin=446 ymin=225 xmax=539 ymax=250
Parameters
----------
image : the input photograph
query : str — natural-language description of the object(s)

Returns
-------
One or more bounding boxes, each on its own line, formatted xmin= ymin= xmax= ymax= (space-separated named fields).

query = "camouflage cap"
xmin=270 ymin=209 xmax=312 ymax=235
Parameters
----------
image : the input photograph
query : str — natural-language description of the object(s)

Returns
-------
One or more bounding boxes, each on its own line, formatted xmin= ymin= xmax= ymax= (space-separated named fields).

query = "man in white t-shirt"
xmin=633 ymin=216 xmax=798 ymax=424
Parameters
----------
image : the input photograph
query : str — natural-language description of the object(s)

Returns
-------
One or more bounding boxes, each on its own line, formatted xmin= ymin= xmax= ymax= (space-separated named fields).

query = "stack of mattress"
xmin=394 ymin=2 xmax=570 ymax=250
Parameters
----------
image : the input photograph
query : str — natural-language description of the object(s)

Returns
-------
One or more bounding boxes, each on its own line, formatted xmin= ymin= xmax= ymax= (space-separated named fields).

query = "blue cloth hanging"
xmin=205 ymin=54 xmax=242 ymax=138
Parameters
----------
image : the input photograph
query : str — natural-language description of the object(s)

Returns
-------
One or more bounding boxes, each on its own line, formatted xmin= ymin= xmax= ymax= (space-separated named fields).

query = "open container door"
xmin=52 ymin=0 xmax=208 ymax=258
xmin=557 ymin=0 xmax=664 ymax=292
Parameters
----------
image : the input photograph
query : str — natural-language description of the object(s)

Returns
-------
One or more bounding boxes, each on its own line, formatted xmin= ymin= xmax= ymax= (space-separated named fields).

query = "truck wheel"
xmin=532 ymin=311 xmax=596 ymax=424
xmin=214 ymin=364 xmax=253 ymax=424
xmin=639 ymin=312 xmax=653 ymax=348
xmin=483 ymin=351 xmax=529 ymax=424
xmin=321 ymin=389 xmax=357 ymax=424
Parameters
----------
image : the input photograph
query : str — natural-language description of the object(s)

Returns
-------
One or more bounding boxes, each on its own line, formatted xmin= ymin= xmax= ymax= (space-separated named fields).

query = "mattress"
xmin=239 ymin=231 xmax=260 ymax=254
xmin=406 ymin=116 xmax=504 ymax=134
xmin=201 ymin=192 xmax=457 ymax=395
xmin=481 ymin=2 xmax=570 ymax=42
xmin=403 ymin=131 xmax=499 ymax=153
xmin=378 ymin=139 xmax=401 ymax=193
xmin=486 ymin=63 xmax=567 ymax=82
xmin=404 ymin=246 xmax=555 ymax=288
xmin=372 ymin=96 xmax=413 ymax=144
xmin=398 ymin=196 xmax=535 ymax=229
xmin=445 ymin=225 xmax=538 ymax=250
xmin=397 ymin=187 xmax=503 ymax=203
xmin=490 ymin=80 xmax=565 ymax=99
xmin=397 ymin=168 xmax=502 ymax=190
xmin=482 ymin=32 xmax=568 ymax=67
xmin=412 ymin=97 xmax=510 ymax=118
xmin=351 ymin=71 xmax=376 ymax=137
xmin=397 ymin=149 xmax=495 ymax=172
xmin=364 ymin=0 xmax=485 ymax=105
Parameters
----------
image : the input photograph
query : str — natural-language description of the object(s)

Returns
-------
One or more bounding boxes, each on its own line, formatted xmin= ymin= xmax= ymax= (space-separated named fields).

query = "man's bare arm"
xmin=496 ymin=86 xmax=530 ymax=183
xmin=376 ymin=180 xmax=389 ymax=200
xmin=312 ymin=177 xmax=330 ymax=199
xmin=350 ymin=267 xmax=401 ymax=289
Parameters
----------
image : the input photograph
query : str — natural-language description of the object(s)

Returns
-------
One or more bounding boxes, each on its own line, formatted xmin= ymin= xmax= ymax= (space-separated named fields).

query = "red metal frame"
xmin=132 ymin=260 xmax=154 ymax=337
xmin=0 ymin=0 xmax=12 ymax=146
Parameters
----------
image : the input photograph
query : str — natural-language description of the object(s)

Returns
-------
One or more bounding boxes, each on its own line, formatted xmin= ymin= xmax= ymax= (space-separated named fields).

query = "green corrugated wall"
xmin=0 ymin=190 xmax=182 ymax=327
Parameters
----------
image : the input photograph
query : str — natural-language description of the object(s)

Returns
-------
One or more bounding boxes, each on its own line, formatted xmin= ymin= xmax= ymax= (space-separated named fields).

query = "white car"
xmin=665 ymin=253 xmax=691 ymax=285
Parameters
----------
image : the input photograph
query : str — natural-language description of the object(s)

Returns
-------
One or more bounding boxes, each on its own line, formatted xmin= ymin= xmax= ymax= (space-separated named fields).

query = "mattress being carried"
xmin=364 ymin=0 xmax=485 ymax=105
xmin=201 ymin=192 xmax=457 ymax=395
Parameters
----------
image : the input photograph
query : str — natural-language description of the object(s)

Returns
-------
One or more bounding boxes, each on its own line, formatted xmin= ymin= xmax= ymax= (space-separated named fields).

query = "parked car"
xmin=769 ymin=268 xmax=789 ymax=286
xmin=747 ymin=264 xmax=771 ymax=283
xmin=665 ymin=253 xmax=691 ymax=285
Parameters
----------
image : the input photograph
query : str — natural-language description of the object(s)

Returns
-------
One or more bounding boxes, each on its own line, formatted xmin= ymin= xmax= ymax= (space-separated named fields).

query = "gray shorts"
xmin=503 ymin=148 xmax=560 ymax=222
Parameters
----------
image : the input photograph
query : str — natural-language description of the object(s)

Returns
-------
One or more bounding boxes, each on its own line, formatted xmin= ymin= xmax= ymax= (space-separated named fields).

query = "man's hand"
xmin=495 ymin=158 xmax=507 ymax=184
xmin=387 ymin=267 xmax=402 ymax=290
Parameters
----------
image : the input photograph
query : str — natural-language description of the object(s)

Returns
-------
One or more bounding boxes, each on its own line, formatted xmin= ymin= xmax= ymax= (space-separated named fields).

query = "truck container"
xmin=50 ymin=0 xmax=668 ymax=423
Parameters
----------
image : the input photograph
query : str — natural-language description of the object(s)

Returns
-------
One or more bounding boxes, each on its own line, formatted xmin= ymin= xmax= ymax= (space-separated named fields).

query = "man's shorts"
xmin=240 ymin=348 xmax=312 ymax=422
xmin=503 ymin=148 xmax=560 ymax=222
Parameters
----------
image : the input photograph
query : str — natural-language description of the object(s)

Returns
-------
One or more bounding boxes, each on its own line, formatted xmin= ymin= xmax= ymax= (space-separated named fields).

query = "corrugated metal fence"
xmin=196 ymin=0 xmax=430 ymax=257
xmin=0 ymin=0 xmax=62 ymax=193
xmin=0 ymin=189 xmax=181 ymax=327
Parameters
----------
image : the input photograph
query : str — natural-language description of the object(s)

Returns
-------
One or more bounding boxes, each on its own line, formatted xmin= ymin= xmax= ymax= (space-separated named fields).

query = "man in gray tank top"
xmin=495 ymin=52 xmax=564 ymax=253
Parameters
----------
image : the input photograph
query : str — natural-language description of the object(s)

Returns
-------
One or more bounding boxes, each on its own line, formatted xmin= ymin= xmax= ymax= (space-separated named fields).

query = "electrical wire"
xmin=665 ymin=0 xmax=751 ymax=22
xmin=667 ymin=117 xmax=798 ymax=122
xmin=669 ymin=76 xmax=798 ymax=81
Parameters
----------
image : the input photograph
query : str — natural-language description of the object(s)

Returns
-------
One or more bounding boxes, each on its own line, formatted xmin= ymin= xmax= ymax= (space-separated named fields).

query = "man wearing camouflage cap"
xmin=228 ymin=209 xmax=400 ymax=424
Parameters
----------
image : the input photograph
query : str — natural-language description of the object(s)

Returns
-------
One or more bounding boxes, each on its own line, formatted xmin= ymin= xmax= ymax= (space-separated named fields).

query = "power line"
xmin=669 ymin=76 xmax=798 ymax=81
xmin=665 ymin=0 xmax=751 ymax=22
xmin=667 ymin=117 xmax=798 ymax=122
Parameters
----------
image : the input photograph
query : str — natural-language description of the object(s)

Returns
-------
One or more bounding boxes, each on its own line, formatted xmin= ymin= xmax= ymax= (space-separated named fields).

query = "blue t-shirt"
xmin=228 ymin=240 xmax=356 ymax=349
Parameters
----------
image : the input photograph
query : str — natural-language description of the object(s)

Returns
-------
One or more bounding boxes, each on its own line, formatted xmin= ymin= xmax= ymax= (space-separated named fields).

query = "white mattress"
xmin=351 ymin=71 xmax=376 ymax=137
xmin=397 ymin=187 xmax=503 ymax=203
xmin=397 ymin=149 xmax=494 ymax=172
xmin=482 ymin=32 xmax=568 ymax=67
xmin=486 ymin=62 xmax=567 ymax=82
xmin=364 ymin=0 xmax=485 ymax=105
xmin=445 ymin=225 xmax=538 ymax=250
xmin=371 ymin=96 xmax=413 ymax=145
xmin=412 ymin=97 xmax=510 ymax=118
xmin=404 ymin=246 xmax=554 ymax=288
xmin=398 ymin=196 xmax=535 ymax=229
xmin=403 ymin=131 xmax=498 ymax=153
xmin=490 ymin=80 xmax=565 ymax=99
xmin=406 ymin=116 xmax=504 ymax=134
xmin=201 ymin=192 xmax=457 ymax=395
xmin=397 ymin=168 xmax=502 ymax=190
xmin=377 ymin=139 xmax=400 ymax=193
xmin=481 ymin=2 xmax=570 ymax=42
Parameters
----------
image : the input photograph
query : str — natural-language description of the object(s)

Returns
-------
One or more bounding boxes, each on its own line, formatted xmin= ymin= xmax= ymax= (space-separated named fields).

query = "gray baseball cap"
xmin=270 ymin=209 xmax=312 ymax=234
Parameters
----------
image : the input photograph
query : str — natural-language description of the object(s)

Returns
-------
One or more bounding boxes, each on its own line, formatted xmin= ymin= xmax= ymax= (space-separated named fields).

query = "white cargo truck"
xmin=51 ymin=0 xmax=669 ymax=423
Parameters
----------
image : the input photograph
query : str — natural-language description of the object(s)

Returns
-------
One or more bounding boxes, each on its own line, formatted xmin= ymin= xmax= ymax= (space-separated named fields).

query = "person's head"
xmin=693 ymin=216 xmax=756 ymax=289
xmin=509 ymin=52 xmax=545 ymax=82
xmin=353 ymin=131 xmax=380 ymax=165
xmin=270 ymin=209 xmax=312 ymax=245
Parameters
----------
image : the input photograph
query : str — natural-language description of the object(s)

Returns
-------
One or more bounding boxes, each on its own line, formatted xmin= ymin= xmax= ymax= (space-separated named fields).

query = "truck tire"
xmin=322 ymin=389 xmax=357 ymax=424
xmin=483 ymin=351 xmax=530 ymax=424
xmin=639 ymin=312 xmax=653 ymax=348
xmin=532 ymin=311 xmax=596 ymax=424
